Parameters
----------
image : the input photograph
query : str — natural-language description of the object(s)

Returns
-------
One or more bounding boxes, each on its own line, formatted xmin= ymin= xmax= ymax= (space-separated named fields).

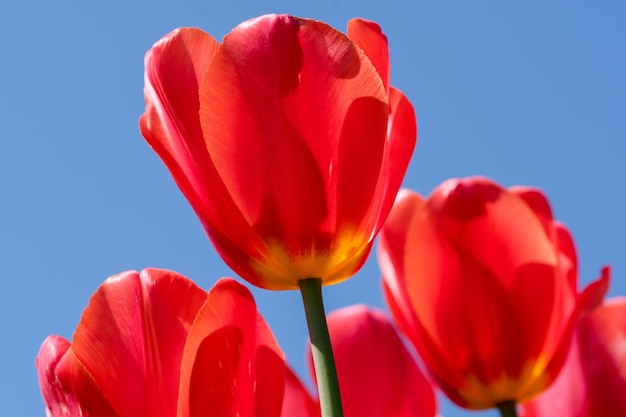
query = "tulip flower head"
xmin=281 ymin=305 xmax=437 ymax=417
xmin=140 ymin=15 xmax=416 ymax=290
xmin=36 ymin=269 xmax=285 ymax=417
xmin=378 ymin=177 xmax=609 ymax=410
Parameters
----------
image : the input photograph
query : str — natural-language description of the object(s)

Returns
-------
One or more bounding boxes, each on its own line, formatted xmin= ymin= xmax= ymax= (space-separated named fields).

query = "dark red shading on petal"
xmin=70 ymin=269 xmax=207 ymax=417
xmin=280 ymin=367 xmax=320 ymax=417
xmin=347 ymin=18 xmax=390 ymax=93
xmin=431 ymin=177 xmax=558 ymax=289
xmin=327 ymin=306 xmax=437 ymax=417
xmin=335 ymin=96 xmax=388 ymax=233
xmin=510 ymin=187 xmax=555 ymax=241
xmin=199 ymin=15 xmax=388 ymax=257
xmin=178 ymin=278 xmax=285 ymax=417
xmin=433 ymin=177 xmax=502 ymax=221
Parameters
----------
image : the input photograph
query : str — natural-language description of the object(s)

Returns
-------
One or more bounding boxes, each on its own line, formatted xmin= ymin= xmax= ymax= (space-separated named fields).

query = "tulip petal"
xmin=379 ymin=191 xmax=465 ymax=404
xmin=555 ymin=224 xmax=579 ymax=290
xmin=378 ymin=189 xmax=425 ymax=345
xmin=347 ymin=18 xmax=390 ymax=93
xmin=280 ymin=367 xmax=320 ymax=417
xmin=432 ymin=178 xmax=559 ymax=285
xmin=140 ymin=27 xmax=219 ymax=211
xmin=37 ymin=335 xmax=118 ymax=417
xmin=70 ymin=269 xmax=207 ymax=417
xmin=511 ymin=188 xmax=581 ymax=335
xmin=578 ymin=266 xmax=611 ymax=314
xmin=140 ymin=27 xmax=281 ymax=288
xmin=575 ymin=295 xmax=626 ymax=412
xmin=373 ymin=88 xmax=417 ymax=233
xmin=525 ymin=267 xmax=610 ymax=403
xmin=510 ymin=189 xmax=579 ymax=300
xmin=178 ymin=278 xmax=285 ymax=417
xmin=326 ymin=306 xmax=437 ymax=417
xmin=342 ymin=18 xmax=417 ymax=238
xmin=198 ymin=15 xmax=388 ymax=276
xmin=523 ymin=295 xmax=626 ymax=417
xmin=37 ymin=336 xmax=81 ymax=417
xmin=522 ymin=330 xmax=587 ymax=417
xmin=509 ymin=187 xmax=555 ymax=240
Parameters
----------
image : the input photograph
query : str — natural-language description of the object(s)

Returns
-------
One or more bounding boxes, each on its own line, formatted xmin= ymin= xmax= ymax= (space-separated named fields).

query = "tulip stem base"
xmin=497 ymin=401 xmax=518 ymax=417
xmin=299 ymin=278 xmax=343 ymax=417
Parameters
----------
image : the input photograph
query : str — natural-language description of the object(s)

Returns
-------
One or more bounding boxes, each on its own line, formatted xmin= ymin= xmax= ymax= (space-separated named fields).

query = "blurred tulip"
xmin=36 ymin=269 xmax=284 ymax=417
xmin=139 ymin=15 xmax=416 ymax=290
xmin=281 ymin=305 xmax=437 ymax=417
xmin=378 ymin=177 xmax=609 ymax=410
xmin=522 ymin=293 xmax=625 ymax=417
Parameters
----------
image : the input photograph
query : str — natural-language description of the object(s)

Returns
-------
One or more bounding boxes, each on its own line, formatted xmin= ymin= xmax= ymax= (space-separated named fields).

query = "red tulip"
xmin=281 ymin=305 xmax=437 ymax=417
xmin=522 ymin=293 xmax=626 ymax=417
xmin=139 ymin=16 xmax=416 ymax=290
xmin=378 ymin=177 xmax=610 ymax=409
xmin=36 ymin=269 xmax=285 ymax=417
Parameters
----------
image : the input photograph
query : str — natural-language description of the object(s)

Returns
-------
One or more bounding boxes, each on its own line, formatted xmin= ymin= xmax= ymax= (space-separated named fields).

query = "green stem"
xmin=497 ymin=400 xmax=518 ymax=417
xmin=298 ymin=278 xmax=343 ymax=417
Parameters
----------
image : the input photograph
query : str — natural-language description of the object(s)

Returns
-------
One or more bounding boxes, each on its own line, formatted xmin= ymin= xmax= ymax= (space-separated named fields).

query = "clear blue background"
xmin=1 ymin=1 xmax=623 ymax=416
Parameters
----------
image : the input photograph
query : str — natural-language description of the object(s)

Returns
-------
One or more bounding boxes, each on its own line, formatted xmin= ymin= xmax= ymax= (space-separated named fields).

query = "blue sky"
xmin=1 ymin=1 xmax=624 ymax=416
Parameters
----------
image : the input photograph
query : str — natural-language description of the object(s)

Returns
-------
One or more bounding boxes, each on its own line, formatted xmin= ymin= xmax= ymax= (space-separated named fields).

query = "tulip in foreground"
xmin=281 ymin=305 xmax=437 ymax=417
xmin=36 ymin=269 xmax=285 ymax=417
xmin=139 ymin=15 xmax=416 ymax=290
xmin=378 ymin=177 xmax=609 ymax=412
xmin=522 ymin=293 xmax=626 ymax=417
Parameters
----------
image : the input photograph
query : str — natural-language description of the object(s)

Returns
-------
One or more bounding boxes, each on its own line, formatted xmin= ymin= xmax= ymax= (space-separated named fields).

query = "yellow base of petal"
xmin=456 ymin=357 xmax=550 ymax=409
xmin=250 ymin=231 xmax=371 ymax=290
